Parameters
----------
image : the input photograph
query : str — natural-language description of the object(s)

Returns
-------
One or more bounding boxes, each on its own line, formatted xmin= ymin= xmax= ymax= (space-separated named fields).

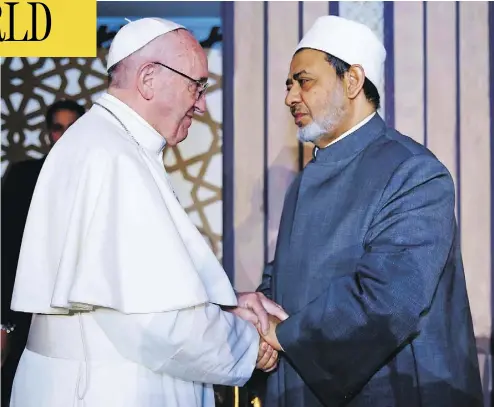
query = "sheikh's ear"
xmin=345 ymin=64 xmax=366 ymax=100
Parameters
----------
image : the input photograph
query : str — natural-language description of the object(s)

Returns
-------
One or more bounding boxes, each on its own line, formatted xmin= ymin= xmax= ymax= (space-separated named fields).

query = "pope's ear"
xmin=136 ymin=63 xmax=156 ymax=100
xmin=345 ymin=64 xmax=366 ymax=100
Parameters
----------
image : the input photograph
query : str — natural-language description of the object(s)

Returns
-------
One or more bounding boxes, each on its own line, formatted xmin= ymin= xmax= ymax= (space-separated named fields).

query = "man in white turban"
xmin=9 ymin=18 xmax=286 ymax=407
xmin=255 ymin=15 xmax=483 ymax=407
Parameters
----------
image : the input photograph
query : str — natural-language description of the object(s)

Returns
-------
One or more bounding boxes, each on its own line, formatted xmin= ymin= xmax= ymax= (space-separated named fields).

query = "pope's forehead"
xmin=288 ymin=49 xmax=329 ymax=75
xmin=161 ymin=33 xmax=208 ymax=75
xmin=187 ymin=48 xmax=208 ymax=75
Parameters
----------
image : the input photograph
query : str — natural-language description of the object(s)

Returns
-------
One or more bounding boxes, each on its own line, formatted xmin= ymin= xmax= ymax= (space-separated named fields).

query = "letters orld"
xmin=0 ymin=2 xmax=51 ymax=42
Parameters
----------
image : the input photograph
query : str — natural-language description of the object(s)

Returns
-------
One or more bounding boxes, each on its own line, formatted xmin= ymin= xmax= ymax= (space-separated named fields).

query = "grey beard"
xmin=296 ymin=108 xmax=345 ymax=143
xmin=296 ymin=88 xmax=346 ymax=144
xmin=297 ymin=121 xmax=327 ymax=143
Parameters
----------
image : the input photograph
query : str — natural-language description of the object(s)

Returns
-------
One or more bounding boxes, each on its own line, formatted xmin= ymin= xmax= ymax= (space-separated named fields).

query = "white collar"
xmin=95 ymin=92 xmax=167 ymax=156
xmin=314 ymin=112 xmax=376 ymax=157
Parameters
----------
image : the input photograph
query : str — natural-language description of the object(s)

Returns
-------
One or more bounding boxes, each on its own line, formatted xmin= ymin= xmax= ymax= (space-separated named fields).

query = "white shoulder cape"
xmin=11 ymin=94 xmax=238 ymax=314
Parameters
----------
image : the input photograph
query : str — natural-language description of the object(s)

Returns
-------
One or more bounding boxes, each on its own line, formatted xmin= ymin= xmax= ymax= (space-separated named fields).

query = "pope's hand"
xmin=226 ymin=292 xmax=288 ymax=335
xmin=257 ymin=314 xmax=283 ymax=351
xmin=256 ymin=340 xmax=278 ymax=372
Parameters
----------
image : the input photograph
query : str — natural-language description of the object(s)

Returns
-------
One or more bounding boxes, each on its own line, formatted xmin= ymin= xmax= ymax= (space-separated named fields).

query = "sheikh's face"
xmin=285 ymin=49 xmax=347 ymax=143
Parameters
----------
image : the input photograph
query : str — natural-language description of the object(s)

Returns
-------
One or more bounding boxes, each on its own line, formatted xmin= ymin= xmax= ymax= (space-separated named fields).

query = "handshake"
xmin=227 ymin=292 xmax=289 ymax=373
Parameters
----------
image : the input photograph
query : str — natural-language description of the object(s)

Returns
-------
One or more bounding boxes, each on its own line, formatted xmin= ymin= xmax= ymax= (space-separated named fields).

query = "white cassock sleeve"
xmin=92 ymin=303 xmax=260 ymax=386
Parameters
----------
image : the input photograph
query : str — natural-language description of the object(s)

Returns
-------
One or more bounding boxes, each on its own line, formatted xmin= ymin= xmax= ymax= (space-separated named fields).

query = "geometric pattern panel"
xmin=1 ymin=55 xmax=108 ymax=172
xmin=1 ymin=18 xmax=223 ymax=259
xmin=338 ymin=1 xmax=384 ymax=41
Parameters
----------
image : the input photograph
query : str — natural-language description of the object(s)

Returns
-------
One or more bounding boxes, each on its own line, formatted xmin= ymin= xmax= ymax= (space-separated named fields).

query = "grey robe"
xmin=257 ymin=114 xmax=483 ymax=407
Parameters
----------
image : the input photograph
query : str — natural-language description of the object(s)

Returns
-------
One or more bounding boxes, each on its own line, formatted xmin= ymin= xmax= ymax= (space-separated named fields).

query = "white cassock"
xmin=9 ymin=93 xmax=259 ymax=407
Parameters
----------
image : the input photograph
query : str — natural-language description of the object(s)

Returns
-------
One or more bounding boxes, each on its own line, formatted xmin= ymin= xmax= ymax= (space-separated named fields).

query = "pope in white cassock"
xmin=9 ymin=18 xmax=286 ymax=407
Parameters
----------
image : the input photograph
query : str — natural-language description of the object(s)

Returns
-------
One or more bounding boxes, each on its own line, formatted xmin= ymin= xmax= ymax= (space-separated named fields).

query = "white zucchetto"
xmin=107 ymin=18 xmax=185 ymax=71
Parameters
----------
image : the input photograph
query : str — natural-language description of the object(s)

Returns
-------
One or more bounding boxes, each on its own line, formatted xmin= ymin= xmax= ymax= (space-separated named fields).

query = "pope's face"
xmin=159 ymin=47 xmax=209 ymax=147
xmin=147 ymin=32 xmax=209 ymax=147
xmin=285 ymin=49 xmax=348 ymax=144
xmin=173 ymin=53 xmax=208 ymax=146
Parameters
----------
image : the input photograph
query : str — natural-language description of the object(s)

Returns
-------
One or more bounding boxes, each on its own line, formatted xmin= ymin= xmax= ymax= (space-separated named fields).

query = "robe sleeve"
xmin=256 ymin=261 xmax=274 ymax=299
xmin=276 ymin=155 xmax=457 ymax=405
xmin=93 ymin=302 xmax=260 ymax=386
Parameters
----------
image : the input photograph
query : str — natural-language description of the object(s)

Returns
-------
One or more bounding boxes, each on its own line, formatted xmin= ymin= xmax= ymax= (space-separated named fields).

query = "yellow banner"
xmin=0 ymin=0 xmax=97 ymax=57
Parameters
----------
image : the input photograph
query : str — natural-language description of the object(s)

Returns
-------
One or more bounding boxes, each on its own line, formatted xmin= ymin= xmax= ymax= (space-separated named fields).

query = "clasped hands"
xmin=226 ymin=292 xmax=288 ymax=373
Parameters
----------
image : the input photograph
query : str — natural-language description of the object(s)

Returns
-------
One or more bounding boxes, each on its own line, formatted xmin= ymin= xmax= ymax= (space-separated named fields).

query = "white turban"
xmin=295 ymin=16 xmax=386 ymax=90
xmin=106 ymin=18 xmax=185 ymax=72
